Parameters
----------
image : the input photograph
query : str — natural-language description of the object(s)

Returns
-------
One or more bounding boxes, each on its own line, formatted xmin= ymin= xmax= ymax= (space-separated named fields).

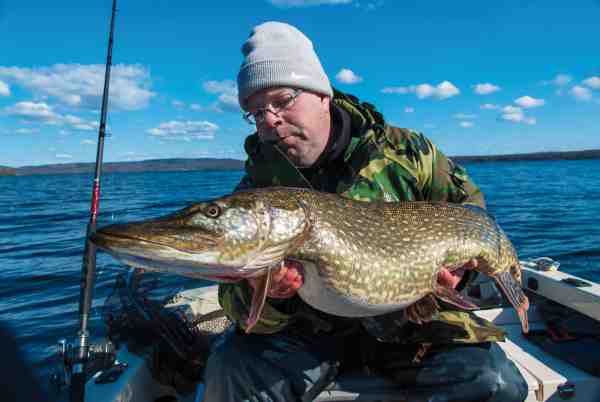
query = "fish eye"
xmin=205 ymin=204 xmax=221 ymax=218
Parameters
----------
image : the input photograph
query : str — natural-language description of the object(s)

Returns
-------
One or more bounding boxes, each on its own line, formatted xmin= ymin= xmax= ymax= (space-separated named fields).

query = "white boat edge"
xmin=82 ymin=260 xmax=600 ymax=402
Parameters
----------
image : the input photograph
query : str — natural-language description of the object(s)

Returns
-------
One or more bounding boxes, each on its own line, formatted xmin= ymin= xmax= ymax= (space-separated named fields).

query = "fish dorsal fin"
xmin=461 ymin=203 xmax=497 ymax=222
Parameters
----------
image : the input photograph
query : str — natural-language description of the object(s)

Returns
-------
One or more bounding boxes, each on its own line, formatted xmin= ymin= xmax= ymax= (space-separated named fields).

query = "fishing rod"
xmin=68 ymin=0 xmax=118 ymax=401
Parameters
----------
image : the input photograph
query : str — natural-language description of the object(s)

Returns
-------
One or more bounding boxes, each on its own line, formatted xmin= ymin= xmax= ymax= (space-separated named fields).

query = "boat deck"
xmin=83 ymin=264 xmax=600 ymax=402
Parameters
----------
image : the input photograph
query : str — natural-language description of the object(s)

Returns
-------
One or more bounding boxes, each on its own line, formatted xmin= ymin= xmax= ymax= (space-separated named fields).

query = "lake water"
xmin=1 ymin=160 xmax=599 ymax=388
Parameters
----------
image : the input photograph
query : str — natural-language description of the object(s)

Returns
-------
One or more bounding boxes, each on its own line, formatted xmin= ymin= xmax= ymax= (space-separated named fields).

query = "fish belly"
xmin=296 ymin=261 xmax=422 ymax=317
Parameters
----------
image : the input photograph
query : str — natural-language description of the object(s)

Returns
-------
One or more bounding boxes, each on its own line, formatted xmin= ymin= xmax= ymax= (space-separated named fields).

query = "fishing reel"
xmin=50 ymin=336 xmax=119 ymax=394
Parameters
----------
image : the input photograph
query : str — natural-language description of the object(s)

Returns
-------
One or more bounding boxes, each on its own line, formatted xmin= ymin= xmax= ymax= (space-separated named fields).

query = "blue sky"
xmin=1 ymin=0 xmax=599 ymax=167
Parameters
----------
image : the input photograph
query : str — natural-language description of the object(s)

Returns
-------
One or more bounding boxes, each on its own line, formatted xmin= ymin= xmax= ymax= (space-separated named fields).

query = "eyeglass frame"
xmin=242 ymin=88 xmax=303 ymax=125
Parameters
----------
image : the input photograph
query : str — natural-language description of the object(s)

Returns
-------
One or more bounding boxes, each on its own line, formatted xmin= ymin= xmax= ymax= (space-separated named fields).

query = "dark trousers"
xmin=203 ymin=328 xmax=528 ymax=402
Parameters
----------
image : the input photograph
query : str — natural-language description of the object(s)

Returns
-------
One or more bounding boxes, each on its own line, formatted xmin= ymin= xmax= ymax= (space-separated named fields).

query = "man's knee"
xmin=476 ymin=345 xmax=529 ymax=402
xmin=204 ymin=333 xmax=248 ymax=384
xmin=433 ymin=342 xmax=528 ymax=401
xmin=477 ymin=369 xmax=528 ymax=401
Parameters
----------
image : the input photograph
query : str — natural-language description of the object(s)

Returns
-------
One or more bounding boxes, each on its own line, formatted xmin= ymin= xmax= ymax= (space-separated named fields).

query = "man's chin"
xmin=283 ymin=150 xmax=304 ymax=167
xmin=285 ymin=150 xmax=317 ymax=168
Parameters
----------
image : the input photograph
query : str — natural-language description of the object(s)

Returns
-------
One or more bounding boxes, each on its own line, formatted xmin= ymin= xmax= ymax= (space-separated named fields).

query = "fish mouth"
xmin=90 ymin=230 xmax=264 ymax=282
xmin=91 ymin=223 xmax=219 ymax=254
xmin=91 ymin=230 xmax=171 ymax=251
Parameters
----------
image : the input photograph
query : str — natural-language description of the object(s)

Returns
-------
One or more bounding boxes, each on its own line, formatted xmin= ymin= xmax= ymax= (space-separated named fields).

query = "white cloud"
xmin=424 ymin=81 xmax=460 ymax=99
xmin=514 ymin=95 xmax=545 ymax=108
xmin=172 ymin=100 xmax=185 ymax=108
xmin=119 ymin=151 xmax=152 ymax=161
xmin=55 ymin=153 xmax=73 ymax=159
xmin=404 ymin=107 xmax=414 ymax=113
xmin=583 ymin=76 xmax=600 ymax=90
xmin=501 ymin=105 xmax=536 ymax=125
xmin=216 ymin=93 xmax=240 ymax=112
xmin=414 ymin=84 xmax=436 ymax=99
xmin=382 ymin=81 xmax=460 ymax=100
xmin=5 ymin=101 xmax=98 ymax=130
xmin=190 ymin=103 xmax=204 ymax=111
xmin=15 ymin=128 xmax=40 ymax=134
xmin=460 ymin=121 xmax=474 ymax=128
xmin=81 ymin=139 xmax=96 ymax=145
xmin=543 ymin=74 xmax=573 ymax=87
xmin=480 ymin=103 xmax=499 ymax=110
xmin=381 ymin=86 xmax=411 ymax=94
xmin=452 ymin=113 xmax=477 ymax=120
xmin=570 ymin=85 xmax=592 ymax=101
xmin=268 ymin=0 xmax=352 ymax=7
xmin=501 ymin=106 xmax=522 ymax=121
xmin=147 ymin=120 xmax=218 ymax=141
xmin=427 ymin=81 xmax=459 ymax=99
xmin=202 ymin=80 xmax=240 ymax=112
xmin=543 ymin=74 xmax=574 ymax=95
xmin=203 ymin=80 xmax=236 ymax=94
xmin=335 ymin=68 xmax=363 ymax=84
xmin=63 ymin=114 xmax=98 ymax=131
xmin=0 ymin=80 xmax=10 ymax=96
xmin=0 ymin=64 xmax=155 ymax=110
xmin=6 ymin=101 xmax=61 ymax=123
xmin=473 ymin=83 xmax=501 ymax=95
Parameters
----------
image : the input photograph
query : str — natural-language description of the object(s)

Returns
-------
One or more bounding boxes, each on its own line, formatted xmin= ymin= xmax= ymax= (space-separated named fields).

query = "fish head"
xmin=91 ymin=189 xmax=310 ymax=281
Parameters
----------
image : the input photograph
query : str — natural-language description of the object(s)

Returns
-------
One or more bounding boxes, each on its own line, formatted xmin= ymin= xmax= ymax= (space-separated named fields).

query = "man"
xmin=203 ymin=21 xmax=528 ymax=402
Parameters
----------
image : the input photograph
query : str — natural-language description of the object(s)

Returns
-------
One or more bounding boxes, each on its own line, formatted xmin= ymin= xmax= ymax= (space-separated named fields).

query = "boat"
xmin=61 ymin=257 xmax=599 ymax=402
xmin=54 ymin=2 xmax=598 ymax=401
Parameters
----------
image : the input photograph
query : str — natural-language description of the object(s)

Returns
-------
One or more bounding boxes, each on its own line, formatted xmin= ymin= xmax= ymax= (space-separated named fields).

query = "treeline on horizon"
xmin=0 ymin=158 xmax=244 ymax=176
xmin=1 ymin=150 xmax=600 ymax=176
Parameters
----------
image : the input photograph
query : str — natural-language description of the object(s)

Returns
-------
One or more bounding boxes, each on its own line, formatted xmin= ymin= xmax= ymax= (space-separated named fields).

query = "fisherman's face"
xmin=245 ymin=87 xmax=331 ymax=167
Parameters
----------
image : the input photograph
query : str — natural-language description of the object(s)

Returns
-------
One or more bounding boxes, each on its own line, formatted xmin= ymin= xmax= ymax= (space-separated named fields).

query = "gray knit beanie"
xmin=237 ymin=21 xmax=333 ymax=109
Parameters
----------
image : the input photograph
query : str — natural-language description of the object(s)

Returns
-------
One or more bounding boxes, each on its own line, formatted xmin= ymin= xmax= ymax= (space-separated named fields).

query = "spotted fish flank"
xmin=91 ymin=187 xmax=529 ymax=334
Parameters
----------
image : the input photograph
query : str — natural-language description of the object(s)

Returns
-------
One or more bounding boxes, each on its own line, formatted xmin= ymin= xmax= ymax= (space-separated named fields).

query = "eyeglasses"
xmin=243 ymin=89 xmax=303 ymax=125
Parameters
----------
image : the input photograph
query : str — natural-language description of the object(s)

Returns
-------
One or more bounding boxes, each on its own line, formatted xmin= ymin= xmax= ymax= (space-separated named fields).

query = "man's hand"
xmin=437 ymin=259 xmax=479 ymax=289
xmin=247 ymin=257 xmax=474 ymax=298
xmin=247 ymin=259 xmax=304 ymax=299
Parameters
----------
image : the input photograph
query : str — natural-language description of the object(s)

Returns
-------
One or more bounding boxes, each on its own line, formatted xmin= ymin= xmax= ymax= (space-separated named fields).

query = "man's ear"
xmin=320 ymin=95 xmax=331 ymax=111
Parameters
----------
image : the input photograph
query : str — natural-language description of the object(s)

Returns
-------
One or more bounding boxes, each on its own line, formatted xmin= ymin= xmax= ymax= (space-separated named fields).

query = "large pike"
xmin=91 ymin=187 xmax=529 ymax=333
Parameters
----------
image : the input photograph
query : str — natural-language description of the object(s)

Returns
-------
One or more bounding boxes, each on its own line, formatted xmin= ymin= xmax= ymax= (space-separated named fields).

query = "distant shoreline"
xmin=0 ymin=158 xmax=245 ymax=177
xmin=1 ymin=149 xmax=600 ymax=176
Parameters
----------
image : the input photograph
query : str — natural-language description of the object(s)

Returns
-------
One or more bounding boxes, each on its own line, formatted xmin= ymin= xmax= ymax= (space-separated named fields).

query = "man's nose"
xmin=262 ymin=109 xmax=282 ymax=129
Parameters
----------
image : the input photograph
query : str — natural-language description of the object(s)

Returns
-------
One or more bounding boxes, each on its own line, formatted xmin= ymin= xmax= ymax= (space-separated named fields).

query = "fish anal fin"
xmin=494 ymin=270 xmax=530 ymax=333
xmin=244 ymin=266 xmax=273 ymax=333
xmin=405 ymin=294 xmax=440 ymax=325
xmin=434 ymin=285 xmax=479 ymax=310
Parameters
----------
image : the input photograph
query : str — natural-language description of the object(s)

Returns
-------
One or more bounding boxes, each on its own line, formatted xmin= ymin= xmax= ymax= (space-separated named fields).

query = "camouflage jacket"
xmin=219 ymin=89 xmax=505 ymax=344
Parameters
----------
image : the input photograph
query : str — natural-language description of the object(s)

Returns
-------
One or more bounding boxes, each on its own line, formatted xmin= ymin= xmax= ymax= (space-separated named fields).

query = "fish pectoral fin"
xmin=242 ymin=243 xmax=288 ymax=271
xmin=434 ymin=285 xmax=479 ymax=310
xmin=493 ymin=270 xmax=530 ymax=334
xmin=405 ymin=294 xmax=440 ymax=325
xmin=244 ymin=267 xmax=273 ymax=334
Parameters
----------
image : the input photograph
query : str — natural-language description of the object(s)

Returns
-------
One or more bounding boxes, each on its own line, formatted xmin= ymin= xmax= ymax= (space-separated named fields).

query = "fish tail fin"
xmin=494 ymin=270 xmax=530 ymax=333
